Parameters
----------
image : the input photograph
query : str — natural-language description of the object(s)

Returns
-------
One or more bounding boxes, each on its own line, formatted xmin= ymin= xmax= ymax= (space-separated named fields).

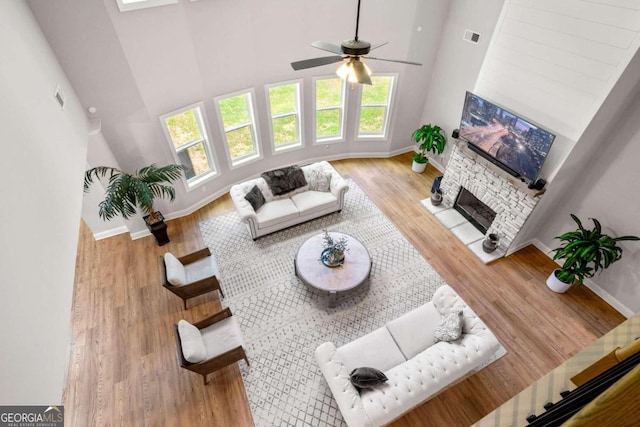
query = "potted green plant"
xmin=84 ymin=164 xmax=184 ymax=246
xmin=411 ymin=124 xmax=447 ymax=173
xmin=547 ymin=214 xmax=639 ymax=293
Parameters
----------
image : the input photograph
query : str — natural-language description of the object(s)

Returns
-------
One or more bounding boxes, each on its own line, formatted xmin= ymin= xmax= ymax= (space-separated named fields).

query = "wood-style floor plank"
xmin=64 ymin=153 xmax=624 ymax=426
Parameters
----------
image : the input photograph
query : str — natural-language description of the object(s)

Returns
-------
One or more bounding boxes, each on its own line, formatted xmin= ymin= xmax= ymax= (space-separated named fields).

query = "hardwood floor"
xmin=65 ymin=153 xmax=625 ymax=426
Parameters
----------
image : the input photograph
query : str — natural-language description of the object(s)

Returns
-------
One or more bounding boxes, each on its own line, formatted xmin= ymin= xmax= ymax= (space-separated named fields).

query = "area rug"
xmin=199 ymin=180 xmax=506 ymax=427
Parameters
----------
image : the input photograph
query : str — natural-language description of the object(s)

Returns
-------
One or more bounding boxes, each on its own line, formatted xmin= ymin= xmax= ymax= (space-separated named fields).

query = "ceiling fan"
xmin=290 ymin=0 xmax=422 ymax=85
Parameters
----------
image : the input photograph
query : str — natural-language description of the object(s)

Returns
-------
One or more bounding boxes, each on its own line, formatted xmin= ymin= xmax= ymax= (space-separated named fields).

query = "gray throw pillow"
xmin=433 ymin=310 xmax=464 ymax=343
xmin=244 ymin=185 xmax=265 ymax=211
xmin=349 ymin=367 xmax=388 ymax=391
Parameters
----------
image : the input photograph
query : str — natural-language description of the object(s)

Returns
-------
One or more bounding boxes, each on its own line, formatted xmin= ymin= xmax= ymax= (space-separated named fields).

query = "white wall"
xmin=28 ymin=0 xmax=449 ymax=238
xmin=420 ymin=0 xmax=505 ymax=167
xmin=0 ymin=1 xmax=88 ymax=404
xmin=475 ymin=0 xmax=640 ymax=181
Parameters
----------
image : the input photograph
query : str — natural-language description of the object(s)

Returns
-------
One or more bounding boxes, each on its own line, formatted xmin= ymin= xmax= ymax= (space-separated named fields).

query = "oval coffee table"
xmin=294 ymin=232 xmax=372 ymax=308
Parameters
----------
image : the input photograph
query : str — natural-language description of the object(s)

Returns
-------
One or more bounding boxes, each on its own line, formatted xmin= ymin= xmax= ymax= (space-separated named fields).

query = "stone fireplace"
xmin=424 ymin=141 xmax=544 ymax=262
xmin=453 ymin=187 xmax=497 ymax=234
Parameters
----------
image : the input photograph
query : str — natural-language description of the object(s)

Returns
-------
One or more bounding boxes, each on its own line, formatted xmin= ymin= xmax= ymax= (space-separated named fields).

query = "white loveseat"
xmin=229 ymin=161 xmax=349 ymax=239
xmin=316 ymin=285 xmax=500 ymax=427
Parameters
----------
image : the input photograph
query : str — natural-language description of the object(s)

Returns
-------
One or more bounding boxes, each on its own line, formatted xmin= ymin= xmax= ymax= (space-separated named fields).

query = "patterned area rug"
xmin=199 ymin=181 xmax=506 ymax=427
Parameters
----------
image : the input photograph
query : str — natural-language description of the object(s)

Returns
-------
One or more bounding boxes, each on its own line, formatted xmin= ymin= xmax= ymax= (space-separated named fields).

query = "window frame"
xmin=313 ymin=76 xmax=348 ymax=145
xmin=159 ymin=101 xmax=218 ymax=192
xmin=115 ymin=0 xmax=177 ymax=13
xmin=265 ymin=79 xmax=304 ymax=154
xmin=354 ymin=73 xmax=398 ymax=141
xmin=214 ymin=88 xmax=262 ymax=169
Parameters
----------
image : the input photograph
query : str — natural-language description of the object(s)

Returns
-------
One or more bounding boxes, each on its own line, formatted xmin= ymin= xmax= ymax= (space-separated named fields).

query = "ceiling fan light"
xmin=336 ymin=62 xmax=352 ymax=80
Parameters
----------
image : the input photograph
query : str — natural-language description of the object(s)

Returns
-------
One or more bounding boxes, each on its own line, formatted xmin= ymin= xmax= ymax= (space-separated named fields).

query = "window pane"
xmin=165 ymin=109 xmax=202 ymax=149
xmin=177 ymin=142 xmax=210 ymax=180
xmin=359 ymin=107 xmax=385 ymax=134
xmin=219 ymin=95 xmax=250 ymax=129
xmin=316 ymin=79 xmax=342 ymax=108
xmin=362 ymin=77 xmax=391 ymax=104
xmin=226 ymin=125 xmax=254 ymax=159
xmin=273 ymin=115 xmax=298 ymax=146
xmin=317 ymin=109 xmax=340 ymax=138
xmin=269 ymin=84 xmax=296 ymax=116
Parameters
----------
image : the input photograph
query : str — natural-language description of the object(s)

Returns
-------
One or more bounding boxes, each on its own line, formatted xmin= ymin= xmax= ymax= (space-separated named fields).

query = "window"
xmin=314 ymin=77 xmax=346 ymax=143
xmin=160 ymin=102 xmax=216 ymax=189
xmin=266 ymin=81 xmax=303 ymax=152
xmin=215 ymin=90 xmax=261 ymax=167
xmin=357 ymin=75 xmax=396 ymax=139
xmin=115 ymin=0 xmax=177 ymax=12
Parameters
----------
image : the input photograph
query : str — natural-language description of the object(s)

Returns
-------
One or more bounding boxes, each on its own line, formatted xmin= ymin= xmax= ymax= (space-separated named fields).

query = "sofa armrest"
xmin=316 ymin=342 xmax=374 ymax=427
xmin=432 ymin=285 xmax=499 ymax=344
xmin=229 ymin=184 xmax=258 ymax=223
xmin=317 ymin=161 xmax=349 ymax=208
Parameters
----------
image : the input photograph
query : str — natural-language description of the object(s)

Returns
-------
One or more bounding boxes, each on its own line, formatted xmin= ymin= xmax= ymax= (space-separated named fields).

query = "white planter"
xmin=546 ymin=269 xmax=572 ymax=293
xmin=412 ymin=160 xmax=427 ymax=173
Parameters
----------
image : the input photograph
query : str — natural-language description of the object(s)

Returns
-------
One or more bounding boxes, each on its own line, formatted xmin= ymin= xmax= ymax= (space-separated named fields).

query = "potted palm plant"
xmin=84 ymin=164 xmax=184 ymax=246
xmin=547 ymin=214 xmax=639 ymax=293
xmin=411 ymin=124 xmax=447 ymax=173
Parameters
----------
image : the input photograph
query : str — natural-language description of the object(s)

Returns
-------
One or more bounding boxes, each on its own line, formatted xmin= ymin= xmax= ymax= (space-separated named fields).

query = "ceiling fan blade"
xmin=369 ymin=42 xmax=389 ymax=51
xmin=362 ymin=56 xmax=422 ymax=66
xmin=310 ymin=41 xmax=343 ymax=55
xmin=352 ymin=60 xmax=372 ymax=85
xmin=291 ymin=56 xmax=344 ymax=70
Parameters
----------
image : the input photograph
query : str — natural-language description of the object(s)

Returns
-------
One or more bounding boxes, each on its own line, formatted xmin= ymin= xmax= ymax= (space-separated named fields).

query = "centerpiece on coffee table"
xmin=320 ymin=229 xmax=349 ymax=267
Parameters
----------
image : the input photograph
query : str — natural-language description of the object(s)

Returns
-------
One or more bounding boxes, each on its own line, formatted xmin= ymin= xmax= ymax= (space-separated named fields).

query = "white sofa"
xmin=230 ymin=161 xmax=349 ymax=239
xmin=316 ymin=285 xmax=500 ymax=427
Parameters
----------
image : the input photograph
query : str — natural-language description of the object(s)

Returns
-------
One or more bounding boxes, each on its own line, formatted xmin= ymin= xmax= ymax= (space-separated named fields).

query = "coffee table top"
xmin=295 ymin=232 xmax=371 ymax=294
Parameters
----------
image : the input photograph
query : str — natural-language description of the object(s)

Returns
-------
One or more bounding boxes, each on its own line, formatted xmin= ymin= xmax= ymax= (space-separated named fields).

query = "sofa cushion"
xmin=177 ymin=320 xmax=207 ymax=363
xmin=164 ymin=252 xmax=187 ymax=286
xmin=255 ymin=198 xmax=300 ymax=228
xmin=336 ymin=327 xmax=406 ymax=374
xmin=244 ymin=185 xmax=265 ymax=211
xmin=290 ymin=191 xmax=338 ymax=215
xmin=350 ymin=367 xmax=388 ymax=390
xmin=434 ymin=310 xmax=464 ymax=343
xmin=385 ymin=301 xmax=442 ymax=360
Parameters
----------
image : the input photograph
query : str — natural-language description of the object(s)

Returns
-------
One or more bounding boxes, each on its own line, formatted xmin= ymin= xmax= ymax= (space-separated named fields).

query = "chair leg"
xmin=183 ymin=299 xmax=188 ymax=310
xmin=203 ymin=374 xmax=208 ymax=385
xmin=218 ymin=285 xmax=225 ymax=299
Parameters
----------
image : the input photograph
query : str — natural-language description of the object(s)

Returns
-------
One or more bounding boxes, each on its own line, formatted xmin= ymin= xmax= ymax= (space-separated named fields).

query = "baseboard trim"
xmin=532 ymin=239 xmax=633 ymax=318
xmin=94 ymin=226 xmax=129 ymax=240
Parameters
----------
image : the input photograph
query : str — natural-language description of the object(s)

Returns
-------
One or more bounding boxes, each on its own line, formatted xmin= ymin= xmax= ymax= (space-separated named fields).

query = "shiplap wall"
xmin=476 ymin=0 xmax=640 ymax=152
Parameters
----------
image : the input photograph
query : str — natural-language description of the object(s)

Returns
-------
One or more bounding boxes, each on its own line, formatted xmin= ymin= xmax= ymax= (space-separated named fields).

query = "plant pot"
xmin=431 ymin=189 xmax=443 ymax=206
xmin=482 ymin=233 xmax=500 ymax=253
xmin=144 ymin=211 xmax=170 ymax=246
xmin=412 ymin=160 xmax=427 ymax=173
xmin=546 ymin=269 xmax=572 ymax=293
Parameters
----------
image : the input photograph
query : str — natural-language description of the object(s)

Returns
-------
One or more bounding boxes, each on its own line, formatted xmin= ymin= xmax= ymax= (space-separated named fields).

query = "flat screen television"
xmin=458 ymin=91 xmax=555 ymax=182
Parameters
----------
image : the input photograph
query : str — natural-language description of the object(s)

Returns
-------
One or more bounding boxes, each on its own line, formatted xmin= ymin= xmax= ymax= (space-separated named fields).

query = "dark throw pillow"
xmin=433 ymin=310 xmax=464 ymax=343
xmin=244 ymin=185 xmax=265 ymax=211
xmin=349 ymin=367 xmax=388 ymax=391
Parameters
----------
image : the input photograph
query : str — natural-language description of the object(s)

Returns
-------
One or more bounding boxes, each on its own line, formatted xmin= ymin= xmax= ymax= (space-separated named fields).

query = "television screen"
xmin=459 ymin=92 xmax=555 ymax=182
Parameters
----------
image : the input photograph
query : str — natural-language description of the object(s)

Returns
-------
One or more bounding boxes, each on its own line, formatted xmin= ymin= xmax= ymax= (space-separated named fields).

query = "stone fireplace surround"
xmin=424 ymin=140 xmax=544 ymax=262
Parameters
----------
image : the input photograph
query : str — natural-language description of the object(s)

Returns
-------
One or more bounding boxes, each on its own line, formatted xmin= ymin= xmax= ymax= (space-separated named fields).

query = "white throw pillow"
xmin=164 ymin=252 xmax=187 ymax=286
xmin=306 ymin=168 xmax=331 ymax=192
xmin=178 ymin=320 xmax=207 ymax=363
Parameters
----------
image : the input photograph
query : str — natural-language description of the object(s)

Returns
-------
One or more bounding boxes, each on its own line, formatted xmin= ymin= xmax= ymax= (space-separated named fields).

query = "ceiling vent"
xmin=463 ymin=30 xmax=480 ymax=44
